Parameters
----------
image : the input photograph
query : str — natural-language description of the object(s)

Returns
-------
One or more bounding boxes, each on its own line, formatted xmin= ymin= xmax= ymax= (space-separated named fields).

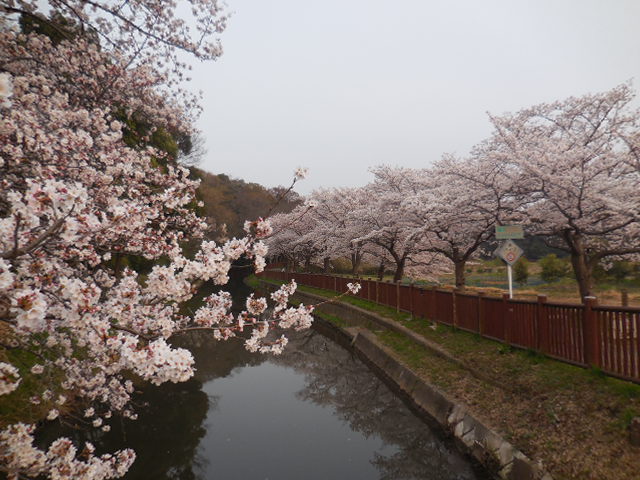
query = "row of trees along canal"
xmin=267 ymin=85 xmax=640 ymax=300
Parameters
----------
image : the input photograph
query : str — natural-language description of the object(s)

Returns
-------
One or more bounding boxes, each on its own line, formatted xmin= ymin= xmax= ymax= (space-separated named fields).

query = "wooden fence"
xmin=258 ymin=270 xmax=640 ymax=383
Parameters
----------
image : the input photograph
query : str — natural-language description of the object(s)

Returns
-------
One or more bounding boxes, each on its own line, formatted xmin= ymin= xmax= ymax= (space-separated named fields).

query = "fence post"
xmin=396 ymin=281 xmax=400 ymax=313
xmin=536 ymin=295 xmax=548 ymax=353
xmin=502 ymin=293 xmax=511 ymax=345
xmin=452 ymin=289 xmax=458 ymax=329
xmin=375 ymin=280 xmax=379 ymax=304
xmin=477 ymin=291 xmax=485 ymax=335
xmin=583 ymin=296 xmax=601 ymax=368
xmin=622 ymin=289 xmax=629 ymax=307
xmin=333 ymin=275 xmax=337 ymax=293
xmin=409 ymin=283 xmax=414 ymax=317
xmin=431 ymin=286 xmax=438 ymax=322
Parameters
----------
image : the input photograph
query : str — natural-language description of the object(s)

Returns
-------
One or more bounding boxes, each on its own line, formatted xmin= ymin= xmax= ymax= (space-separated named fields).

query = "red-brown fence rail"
xmin=258 ymin=270 xmax=640 ymax=384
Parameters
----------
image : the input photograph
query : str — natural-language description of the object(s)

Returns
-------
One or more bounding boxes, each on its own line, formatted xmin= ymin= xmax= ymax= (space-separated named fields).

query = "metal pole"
xmin=507 ymin=264 xmax=513 ymax=299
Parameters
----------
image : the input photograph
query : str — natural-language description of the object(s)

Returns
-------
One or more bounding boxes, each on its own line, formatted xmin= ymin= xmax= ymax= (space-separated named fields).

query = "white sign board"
xmin=494 ymin=240 xmax=523 ymax=266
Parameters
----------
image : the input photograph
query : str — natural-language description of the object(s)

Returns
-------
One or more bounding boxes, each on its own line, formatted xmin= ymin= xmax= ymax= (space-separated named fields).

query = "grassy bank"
xmin=252 ymin=275 xmax=640 ymax=480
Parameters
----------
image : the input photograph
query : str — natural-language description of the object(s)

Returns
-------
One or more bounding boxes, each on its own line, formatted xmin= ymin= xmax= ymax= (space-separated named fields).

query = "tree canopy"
xmin=0 ymin=3 xmax=314 ymax=479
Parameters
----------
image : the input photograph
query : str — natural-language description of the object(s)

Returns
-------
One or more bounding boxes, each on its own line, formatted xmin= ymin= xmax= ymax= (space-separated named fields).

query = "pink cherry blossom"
xmin=0 ymin=5 xmax=317 ymax=478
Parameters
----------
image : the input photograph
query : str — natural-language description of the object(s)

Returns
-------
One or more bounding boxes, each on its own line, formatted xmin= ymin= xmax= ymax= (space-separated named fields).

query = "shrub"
xmin=514 ymin=258 xmax=529 ymax=285
xmin=539 ymin=254 xmax=570 ymax=283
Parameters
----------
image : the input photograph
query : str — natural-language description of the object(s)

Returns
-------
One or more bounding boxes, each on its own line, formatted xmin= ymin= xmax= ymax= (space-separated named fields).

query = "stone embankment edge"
xmin=258 ymin=279 xmax=553 ymax=480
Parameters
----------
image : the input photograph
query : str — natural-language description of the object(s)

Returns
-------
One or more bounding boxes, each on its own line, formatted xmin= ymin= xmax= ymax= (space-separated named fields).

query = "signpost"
xmin=494 ymin=226 xmax=524 ymax=298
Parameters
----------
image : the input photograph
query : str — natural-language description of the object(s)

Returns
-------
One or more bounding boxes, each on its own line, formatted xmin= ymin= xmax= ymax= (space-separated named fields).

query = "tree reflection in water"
xmin=271 ymin=327 xmax=487 ymax=480
xmin=117 ymin=378 xmax=212 ymax=479
xmin=35 ymin=375 xmax=213 ymax=480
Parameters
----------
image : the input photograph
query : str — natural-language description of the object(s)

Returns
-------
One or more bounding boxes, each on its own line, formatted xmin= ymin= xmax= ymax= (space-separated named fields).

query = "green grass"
xmin=245 ymin=275 xmax=261 ymax=289
xmin=377 ymin=330 xmax=425 ymax=369
xmin=616 ymin=407 xmax=640 ymax=429
xmin=260 ymin=278 xmax=411 ymax=323
xmin=314 ymin=311 xmax=349 ymax=328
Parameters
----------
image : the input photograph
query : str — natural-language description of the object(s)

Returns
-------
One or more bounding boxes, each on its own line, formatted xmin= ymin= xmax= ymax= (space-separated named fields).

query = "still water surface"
xmin=40 ymin=282 xmax=490 ymax=479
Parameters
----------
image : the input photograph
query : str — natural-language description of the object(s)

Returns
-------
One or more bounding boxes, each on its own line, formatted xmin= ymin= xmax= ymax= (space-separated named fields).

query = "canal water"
xmin=38 ymin=278 xmax=490 ymax=479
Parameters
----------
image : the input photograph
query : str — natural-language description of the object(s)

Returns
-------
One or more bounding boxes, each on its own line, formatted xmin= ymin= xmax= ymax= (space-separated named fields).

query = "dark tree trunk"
xmin=350 ymin=251 xmax=362 ymax=275
xmin=287 ymin=258 xmax=299 ymax=272
xmin=113 ymin=253 xmax=123 ymax=279
xmin=304 ymin=255 xmax=312 ymax=272
xmin=323 ymin=257 xmax=331 ymax=273
xmin=454 ymin=260 xmax=466 ymax=289
xmin=393 ymin=256 xmax=406 ymax=283
xmin=570 ymin=252 xmax=594 ymax=300
xmin=563 ymin=230 xmax=594 ymax=300
xmin=377 ymin=260 xmax=385 ymax=281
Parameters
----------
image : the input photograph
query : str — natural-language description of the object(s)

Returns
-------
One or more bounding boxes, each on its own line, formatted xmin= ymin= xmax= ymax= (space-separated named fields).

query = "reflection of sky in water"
xmin=200 ymin=361 xmax=398 ymax=480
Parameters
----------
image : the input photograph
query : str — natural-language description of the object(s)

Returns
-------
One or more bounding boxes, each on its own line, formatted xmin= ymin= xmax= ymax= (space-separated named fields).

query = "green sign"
xmin=495 ymin=225 xmax=524 ymax=240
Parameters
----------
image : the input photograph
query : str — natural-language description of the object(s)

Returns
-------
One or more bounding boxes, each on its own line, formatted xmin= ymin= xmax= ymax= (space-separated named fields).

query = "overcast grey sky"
xmin=188 ymin=0 xmax=640 ymax=194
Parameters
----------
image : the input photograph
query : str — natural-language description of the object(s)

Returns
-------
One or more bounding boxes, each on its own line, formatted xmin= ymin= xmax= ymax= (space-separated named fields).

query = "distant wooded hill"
xmin=191 ymin=168 xmax=302 ymax=239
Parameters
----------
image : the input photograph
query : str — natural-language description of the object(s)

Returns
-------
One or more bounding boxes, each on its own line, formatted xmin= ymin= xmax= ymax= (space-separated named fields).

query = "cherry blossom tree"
xmin=267 ymin=187 xmax=376 ymax=275
xmin=352 ymin=167 xmax=447 ymax=282
xmin=307 ymin=187 xmax=374 ymax=275
xmin=267 ymin=207 xmax=323 ymax=271
xmin=402 ymin=156 xmax=506 ymax=288
xmin=2 ymin=0 xmax=227 ymax=70
xmin=0 ymin=5 xmax=325 ymax=479
xmin=485 ymin=83 xmax=640 ymax=298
